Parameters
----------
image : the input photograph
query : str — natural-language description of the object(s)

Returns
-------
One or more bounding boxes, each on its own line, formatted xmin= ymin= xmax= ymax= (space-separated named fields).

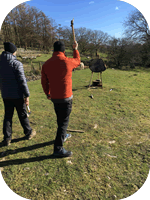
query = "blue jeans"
xmin=53 ymin=100 xmax=72 ymax=150
xmin=3 ymin=98 xmax=32 ymax=140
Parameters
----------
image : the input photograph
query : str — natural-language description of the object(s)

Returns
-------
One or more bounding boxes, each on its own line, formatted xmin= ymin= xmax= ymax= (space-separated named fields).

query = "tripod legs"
xmin=99 ymin=72 xmax=102 ymax=87
xmin=88 ymin=72 xmax=103 ymax=88
xmin=98 ymin=72 xmax=100 ymax=80
xmin=89 ymin=72 xmax=93 ymax=88
xmin=97 ymin=72 xmax=102 ymax=82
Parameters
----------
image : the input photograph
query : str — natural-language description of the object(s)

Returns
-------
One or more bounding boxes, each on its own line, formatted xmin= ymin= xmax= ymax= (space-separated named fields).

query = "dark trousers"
xmin=3 ymin=98 xmax=32 ymax=140
xmin=53 ymin=100 xmax=72 ymax=150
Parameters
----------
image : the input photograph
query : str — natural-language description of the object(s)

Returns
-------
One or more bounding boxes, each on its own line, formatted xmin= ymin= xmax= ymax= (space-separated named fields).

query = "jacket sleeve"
xmin=68 ymin=50 xmax=80 ymax=70
xmin=13 ymin=60 xmax=30 ymax=97
xmin=41 ymin=65 xmax=50 ymax=96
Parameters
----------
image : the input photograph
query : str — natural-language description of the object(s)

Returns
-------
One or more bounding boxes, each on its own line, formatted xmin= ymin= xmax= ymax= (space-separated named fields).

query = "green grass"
xmin=32 ymin=53 xmax=53 ymax=63
xmin=0 ymin=68 xmax=150 ymax=200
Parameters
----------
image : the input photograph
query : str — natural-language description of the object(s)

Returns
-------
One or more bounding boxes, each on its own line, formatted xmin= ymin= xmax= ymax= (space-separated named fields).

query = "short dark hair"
xmin=54 ymin=41 xmax=65 ymax=52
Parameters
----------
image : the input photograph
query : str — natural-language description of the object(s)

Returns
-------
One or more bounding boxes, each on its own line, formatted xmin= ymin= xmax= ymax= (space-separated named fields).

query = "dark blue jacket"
xmin=0 ymin=51 xmax=30 ymax=99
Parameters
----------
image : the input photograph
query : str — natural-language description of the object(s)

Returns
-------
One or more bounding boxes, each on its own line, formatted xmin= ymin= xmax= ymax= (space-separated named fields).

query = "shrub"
xmin=33 ymin=69 xmax=41 ymax=75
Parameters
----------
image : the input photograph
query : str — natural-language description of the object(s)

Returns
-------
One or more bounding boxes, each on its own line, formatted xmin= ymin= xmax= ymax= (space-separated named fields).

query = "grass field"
xmin=0 ymin=67 xmax=150 ymax=200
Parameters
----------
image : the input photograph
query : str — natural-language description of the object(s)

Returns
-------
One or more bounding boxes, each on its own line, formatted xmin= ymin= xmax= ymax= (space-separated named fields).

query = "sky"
xmin=24 ymin=0 xmax=138 ymax=38
xmin=0 ymin=0 xmax=149 ymax=39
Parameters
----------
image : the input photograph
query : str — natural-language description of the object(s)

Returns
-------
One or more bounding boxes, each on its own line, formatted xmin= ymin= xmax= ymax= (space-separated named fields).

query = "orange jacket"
xmin=41 ymin=50 xmax=80 ymax=99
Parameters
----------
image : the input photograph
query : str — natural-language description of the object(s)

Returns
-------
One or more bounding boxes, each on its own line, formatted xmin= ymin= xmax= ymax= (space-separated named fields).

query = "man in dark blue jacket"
xmin=0 ymin=42 xmax=36 ymax=146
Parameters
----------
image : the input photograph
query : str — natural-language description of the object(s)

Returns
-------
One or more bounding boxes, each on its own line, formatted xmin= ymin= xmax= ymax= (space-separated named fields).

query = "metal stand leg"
xmin=100 ymin=72 xmax=102 ymax=87
xmin=89 ymin=72 xmax=93 ymax=88
xmin=98 ymin=72 xmax=100 ymax=80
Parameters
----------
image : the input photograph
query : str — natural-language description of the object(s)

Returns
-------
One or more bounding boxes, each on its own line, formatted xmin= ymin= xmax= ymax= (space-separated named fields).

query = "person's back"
xmin=42 ymin=50 xmax=80 ymax=100
xmin=0 ymin=51 xmax=27 ymax=99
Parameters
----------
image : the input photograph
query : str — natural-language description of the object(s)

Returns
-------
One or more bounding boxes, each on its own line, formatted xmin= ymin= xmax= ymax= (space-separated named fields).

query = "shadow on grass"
xmin=72 ymin=85 xmax=91 ymax=91
xmin=0 ymin=138 xmax=54 ymax=158
xmin=72 ymin=87 xmax=86 ymax=91
xmin=0 ymin=139 xmax=66 ymax=166
xmin=0 ymin=154 xmax=62 ymax=167
xmin=0 ymin=136 xmax=27 ymax=148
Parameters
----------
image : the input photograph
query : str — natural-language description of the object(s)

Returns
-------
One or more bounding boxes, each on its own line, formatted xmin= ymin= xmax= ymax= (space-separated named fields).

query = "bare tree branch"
xmin=123 ymin=9 xmax=150 ymax=43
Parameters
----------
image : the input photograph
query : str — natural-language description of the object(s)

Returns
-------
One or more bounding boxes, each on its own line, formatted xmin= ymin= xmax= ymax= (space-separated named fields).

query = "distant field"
xmin=0 ymin=68 xmax=150 ymax=200
xmin=0 ymin=48 xmax=108 ymax=71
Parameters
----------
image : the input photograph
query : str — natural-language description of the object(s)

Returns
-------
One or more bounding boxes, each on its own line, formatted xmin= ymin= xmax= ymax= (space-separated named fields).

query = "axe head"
xmin=71 ymin=18 xmax=74 ymax=27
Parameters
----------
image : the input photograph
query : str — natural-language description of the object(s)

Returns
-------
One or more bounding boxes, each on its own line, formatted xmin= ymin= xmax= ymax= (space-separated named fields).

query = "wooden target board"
xmin=89 ymin=58 xmax=106 ymax=72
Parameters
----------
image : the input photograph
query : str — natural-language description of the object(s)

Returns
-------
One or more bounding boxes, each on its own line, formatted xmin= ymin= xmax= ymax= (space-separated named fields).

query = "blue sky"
xmin=26 ymin=0 xmax=137 ymax=38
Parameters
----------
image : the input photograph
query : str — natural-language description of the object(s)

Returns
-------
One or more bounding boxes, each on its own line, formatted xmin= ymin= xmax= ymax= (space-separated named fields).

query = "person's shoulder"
xmin=43 ymin=57 xmax=53 ymax=67
xmin=12 ymin=57 xmax=23 ymax=68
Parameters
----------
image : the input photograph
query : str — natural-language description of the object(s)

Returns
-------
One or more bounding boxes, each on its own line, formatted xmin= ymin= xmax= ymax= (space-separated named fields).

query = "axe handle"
xmin=67 ymin=129 xmax=84 ymax=133
xmin=71 ymin=19 xmax=76 ymax=42
xmin=26 ymin=105 xmax=30 ymax=117
xmin=27 ymin=105 xmax=30 ymax=112
xmin=72 ymin=25 xmax=75 ymax=42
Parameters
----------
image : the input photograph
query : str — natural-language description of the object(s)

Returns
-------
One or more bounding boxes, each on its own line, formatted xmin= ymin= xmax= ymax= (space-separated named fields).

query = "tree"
xmin=1 ymin=3 xmax=57 ymax=50
xmin=59 ymin=27 xmax=72 ymax=48
xmin=107 ymin=37 xmax=135 ymax=68
xmin=89 ymin=30 xmax=109 ymax=56
xmin=0 ymin=30 xmax=4 ymax=45
xmin=123 ymin=9 xmax=150 ymax=43
xmin=75 ymin=28 xmax=92 ymax=54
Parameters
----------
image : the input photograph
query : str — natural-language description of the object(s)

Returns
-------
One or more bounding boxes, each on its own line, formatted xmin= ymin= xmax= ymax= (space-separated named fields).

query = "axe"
xmin=26 ymin=105 xmax=31 ymax=117
xmin=71 ymin=18 xmax=76 ymax=42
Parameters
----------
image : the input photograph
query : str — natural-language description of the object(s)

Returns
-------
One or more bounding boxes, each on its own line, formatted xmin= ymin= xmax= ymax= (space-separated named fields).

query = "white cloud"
xmin=115 ymin=32 xmax=122 ymax=38
xmin=115 ymin=6 xmax=119 ymax=10
xmin=89 ymin=1 xmax=94 ymax=4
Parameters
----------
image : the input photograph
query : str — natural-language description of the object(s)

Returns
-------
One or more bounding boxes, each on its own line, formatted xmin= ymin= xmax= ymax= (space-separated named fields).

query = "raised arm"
xmin=68 ymin=41 xmax=80 ymax=69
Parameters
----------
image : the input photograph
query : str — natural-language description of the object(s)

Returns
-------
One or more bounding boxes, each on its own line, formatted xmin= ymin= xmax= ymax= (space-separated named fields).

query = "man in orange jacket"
xmin=41 ymin=41 xmax=80 ymax=157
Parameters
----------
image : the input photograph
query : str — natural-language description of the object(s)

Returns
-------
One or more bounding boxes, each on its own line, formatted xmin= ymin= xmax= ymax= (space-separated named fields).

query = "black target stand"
xmin=88 ymin=58 xmax=106 ymax=88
